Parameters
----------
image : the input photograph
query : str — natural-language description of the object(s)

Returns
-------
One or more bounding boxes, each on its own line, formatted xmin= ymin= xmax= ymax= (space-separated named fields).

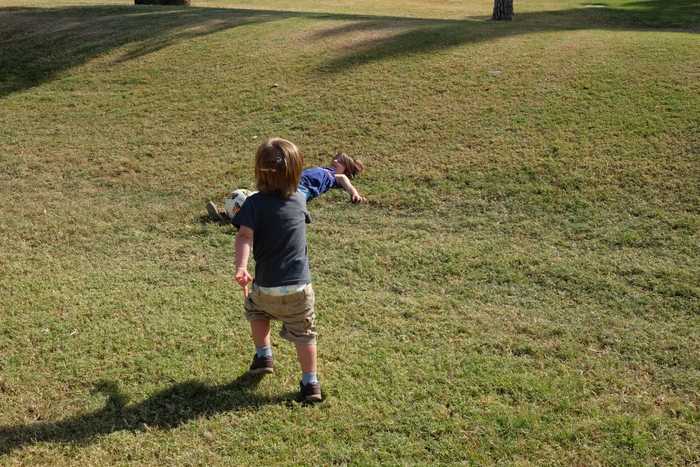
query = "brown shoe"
xmin=299 ymin=381 xmax=322 ymax=403
xmin=248 ymin=354 xmax=274 ymax=375
xmin=206 ymin=201 xmax=225 ymax=222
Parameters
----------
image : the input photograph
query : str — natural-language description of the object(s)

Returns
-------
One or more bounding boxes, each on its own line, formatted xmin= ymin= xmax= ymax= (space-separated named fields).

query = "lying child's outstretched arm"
xmin=335 ymin=174 xmax=366 ymax=204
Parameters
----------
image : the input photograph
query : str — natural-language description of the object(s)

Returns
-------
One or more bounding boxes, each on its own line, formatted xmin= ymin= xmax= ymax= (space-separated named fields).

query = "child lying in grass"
xmin=298 ymin=152 xmax=366 ymax=204
xmin=207 ymin=152 xmax=366 ymax=221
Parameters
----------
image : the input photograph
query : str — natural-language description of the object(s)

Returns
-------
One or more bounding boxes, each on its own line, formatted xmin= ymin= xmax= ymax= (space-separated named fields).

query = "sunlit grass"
xmin=1 ymin=0 xmax=698 ymax=464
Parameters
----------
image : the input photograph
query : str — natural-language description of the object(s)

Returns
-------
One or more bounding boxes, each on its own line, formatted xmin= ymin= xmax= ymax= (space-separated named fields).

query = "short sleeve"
xmin=297 ymin=192 xmax=311 ymax=224
xmin=231 ymin=196 xmax=256 ymax=231
xmin=329 ymin=171 xmax=339 ymax=189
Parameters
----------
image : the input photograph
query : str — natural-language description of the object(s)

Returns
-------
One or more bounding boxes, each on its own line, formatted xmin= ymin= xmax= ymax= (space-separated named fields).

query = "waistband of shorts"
xmin=253 ymin=283 xmax=309 ymax=296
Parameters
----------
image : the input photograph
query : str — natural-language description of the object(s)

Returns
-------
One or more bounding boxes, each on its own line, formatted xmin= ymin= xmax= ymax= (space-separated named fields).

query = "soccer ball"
xmin=224 ymin=189 xmax=253 ymax=219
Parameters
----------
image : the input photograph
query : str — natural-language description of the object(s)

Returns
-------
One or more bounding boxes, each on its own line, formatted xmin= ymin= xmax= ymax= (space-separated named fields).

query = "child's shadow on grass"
xmin=0 ymin=373 xmax=293 ymax=456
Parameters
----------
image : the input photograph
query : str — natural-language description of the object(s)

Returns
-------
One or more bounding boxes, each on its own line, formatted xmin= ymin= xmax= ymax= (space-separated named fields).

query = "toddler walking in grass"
xmin=232 ymin=137 xmax=321 ymax=402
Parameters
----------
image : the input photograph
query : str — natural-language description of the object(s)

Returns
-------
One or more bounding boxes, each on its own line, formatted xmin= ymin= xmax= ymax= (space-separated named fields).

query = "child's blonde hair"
xmin=334 ymin=152 xmax=364 ymax=179
xmin=255 ymin=138 xmax=303 ymax=198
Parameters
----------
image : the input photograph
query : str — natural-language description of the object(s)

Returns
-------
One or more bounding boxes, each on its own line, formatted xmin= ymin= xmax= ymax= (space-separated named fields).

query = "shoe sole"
xmin=249 ymin=367 xmax=274 ymax=375
xmin=206 ymin=202 xmax=223 ymax=221
xmin=304 ymin=394 xmax=322 ymax=403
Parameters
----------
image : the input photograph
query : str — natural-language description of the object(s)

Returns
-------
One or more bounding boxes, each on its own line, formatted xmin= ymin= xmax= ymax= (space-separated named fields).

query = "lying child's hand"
xmin=351 ymin=193 xmax=366 ymax=204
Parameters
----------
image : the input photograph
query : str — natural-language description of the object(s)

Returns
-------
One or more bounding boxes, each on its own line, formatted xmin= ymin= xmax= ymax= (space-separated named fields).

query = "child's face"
xmin=331 ymin=157 xmax=346 ymax=174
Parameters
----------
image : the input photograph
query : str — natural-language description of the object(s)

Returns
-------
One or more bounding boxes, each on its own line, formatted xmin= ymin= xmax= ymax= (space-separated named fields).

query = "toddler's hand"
xmin=235 ymin=269 xmax=252 ymax=299
xmin=235 ymin=268 xmax=252 ymax=294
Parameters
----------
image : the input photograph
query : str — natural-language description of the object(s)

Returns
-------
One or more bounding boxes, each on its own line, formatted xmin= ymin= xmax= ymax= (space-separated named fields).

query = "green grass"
xmin=1 ymin=0 xmax=698 ymax=464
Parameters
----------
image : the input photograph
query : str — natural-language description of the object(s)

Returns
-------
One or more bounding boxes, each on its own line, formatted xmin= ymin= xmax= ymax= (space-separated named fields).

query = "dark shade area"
xmin=0 ymin=373 xmax=295 ymax=456
xmin=0 ymin=0 xmax=697 ymax=97
xmin=135 ymin=0 xmax=191 ymax=5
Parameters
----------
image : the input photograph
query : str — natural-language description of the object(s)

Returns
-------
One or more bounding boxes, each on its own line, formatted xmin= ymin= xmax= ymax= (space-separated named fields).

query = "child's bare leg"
xmin=248 ymin=319 xmax=274 ymax=374
xmin=250 ymin=319 xmax=271 ymax=348
xmin=296 ymin=343 xmax=321 ymax=401
xmin=295 ymin=343 xmax=317 ymax=374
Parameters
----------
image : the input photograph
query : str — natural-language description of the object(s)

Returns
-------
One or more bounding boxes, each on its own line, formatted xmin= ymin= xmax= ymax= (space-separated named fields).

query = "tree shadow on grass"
xmin=1 ymin=0 xmax=697 ymax=97
xmin=0 ymin=5 xmax=298 ymax=98
xmin=0 ymin=4 xmax=455 ymax=98
xmin=0 ymin=372 xmax=294 ymax=457
xmin=313 ymin=0 xmax=699 ymax=73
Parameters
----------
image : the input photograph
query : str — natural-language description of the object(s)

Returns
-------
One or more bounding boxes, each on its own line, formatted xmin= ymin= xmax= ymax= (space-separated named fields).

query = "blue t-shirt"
xmin=299 ymin=167 xmax=337 ymax=200
xmin=231 ymin=192 xmax=312 ymax=287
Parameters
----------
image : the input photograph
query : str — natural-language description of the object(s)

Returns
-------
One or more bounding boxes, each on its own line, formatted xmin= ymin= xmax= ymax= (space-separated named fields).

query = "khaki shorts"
xmin=244 ymin=284 xmax=316 ymax=345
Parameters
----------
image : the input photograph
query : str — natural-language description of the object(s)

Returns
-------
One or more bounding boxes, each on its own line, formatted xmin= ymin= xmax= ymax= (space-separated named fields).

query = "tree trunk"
xmin=492 ymin=0 xmax=514 ymax=20
xmin=135 ymin=0 xmax=191 ymax=5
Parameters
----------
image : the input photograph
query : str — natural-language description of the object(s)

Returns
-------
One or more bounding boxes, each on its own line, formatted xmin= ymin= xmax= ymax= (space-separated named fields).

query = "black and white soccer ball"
xmin=224 ymin=189 xmax=254 ymax=218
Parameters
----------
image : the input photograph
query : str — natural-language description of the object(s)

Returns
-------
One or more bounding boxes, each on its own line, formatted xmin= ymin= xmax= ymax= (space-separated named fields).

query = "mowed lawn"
xmin=1 ymin=0 xmax=698 ymax=464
